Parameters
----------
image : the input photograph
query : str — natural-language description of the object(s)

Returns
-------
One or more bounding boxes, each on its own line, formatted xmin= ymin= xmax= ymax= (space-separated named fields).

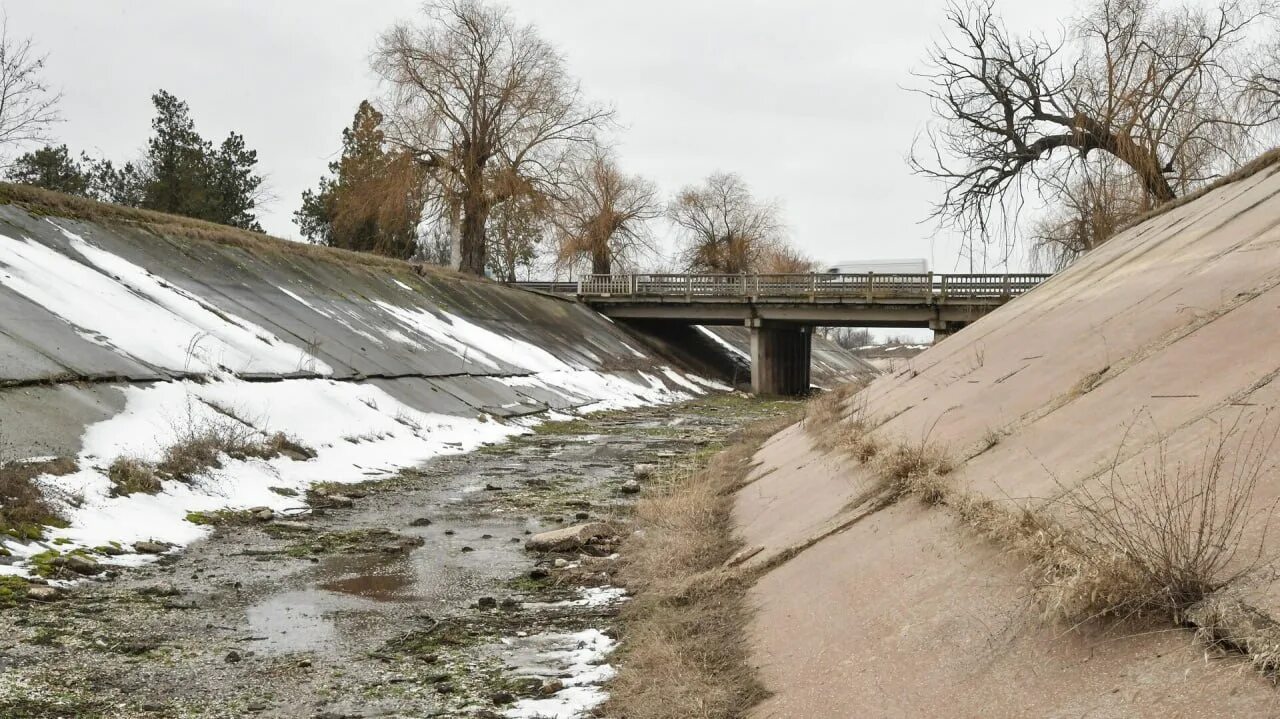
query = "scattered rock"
xmin=460 ymin=546 xmax=474 ymax=553
xmin=528 ymin=567 xmax=549 ymax=580
xmin=25 ymin=585 xmax=61 ymax=602
xmin=409 ymin=517 xmax=432 ymax=527
xmin=540 ymin=678 xmax=565 ymax=695
xmin=484 ymin=483 xmax=503 ymax=491
xmin=60 ymin=554 xmax=103 ymax=576
xmin=225 ymin=650 xmax=242 ymax=663
xmin=138 ymin=583 xmax=182 ymax=597
xmin=620 ymin=479 xmax=641 ymax=494
xmin=269 ymin=486 xmax=299 ymax=497
xmin=251 ymin=508 xmax=275 ymax=521
xmin=524 ymin=522 xmax=615 ymax=553
xmin=491 ymin=690 xmax=516 ymax=705
xmin=476 ymin=596 xmax=497 ymax=610
xmin=574 ymin=512 xmax=590 ymax=520
xmin=633 ymin=463 xmax=657 ymax=480
xmin=500 ymin=597 xmax=520 ymax=611
xmin=133 ymin=540 xmax=173 ymax=555
xmin=553 ymin=558 xmax=569 ymax=569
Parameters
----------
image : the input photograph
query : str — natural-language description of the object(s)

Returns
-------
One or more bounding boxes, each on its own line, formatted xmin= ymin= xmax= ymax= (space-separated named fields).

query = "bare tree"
xmin=554 ymin=146 xmax=660 ymax=275
xmin=912 ymin=0 xmax=1274 ymax=261
xmin=758 ymin=242 xmax=817 ymax=273
xmin=0 ymin=19 xmax=60 ymax=162
xmin=1029 ymin=154 xmax=1149 ymax=270
xmin=487 ymin=170 xmax=549 ymax=281
xmin=372 ymin=0 xmax=611 ymax=276
xmin=668 ymin=172 xmax=785 ymax=274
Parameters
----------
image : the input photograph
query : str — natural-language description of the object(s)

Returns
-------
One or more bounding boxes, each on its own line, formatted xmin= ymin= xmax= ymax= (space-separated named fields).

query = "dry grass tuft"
xmin=0 ymin=457 xmax=76 ymax=540
xmin=605 ymin=413 xmax=799 ymax=719
xmin=106 ymin=458 xmax=161 ymax=497
xmin=803 ymin=382 xmax=862 ymax=434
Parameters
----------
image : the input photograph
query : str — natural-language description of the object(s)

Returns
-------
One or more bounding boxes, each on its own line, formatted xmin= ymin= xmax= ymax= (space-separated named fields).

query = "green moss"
xmin=185 ymin=509 xmax=256 ymax=526
xmin=0 ymin=575 xmax=30 ymax=606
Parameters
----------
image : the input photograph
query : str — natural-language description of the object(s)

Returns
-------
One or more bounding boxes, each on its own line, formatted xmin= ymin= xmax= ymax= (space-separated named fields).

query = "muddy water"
xmin=0 ymin=395 xmax=796 ymax=719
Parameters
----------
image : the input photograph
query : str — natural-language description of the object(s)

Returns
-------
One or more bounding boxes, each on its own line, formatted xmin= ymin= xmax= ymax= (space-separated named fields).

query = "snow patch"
xmin=0 ymin=225 xmax=330 ymax=375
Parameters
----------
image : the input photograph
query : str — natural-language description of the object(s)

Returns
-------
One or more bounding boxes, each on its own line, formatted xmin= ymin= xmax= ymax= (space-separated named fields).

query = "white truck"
xmin=822 ymin=258 xmax=930 ymax=275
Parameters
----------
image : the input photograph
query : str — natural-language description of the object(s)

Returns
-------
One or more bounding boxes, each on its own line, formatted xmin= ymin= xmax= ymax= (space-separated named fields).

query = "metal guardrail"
xmin=565 ymin=273 xmax=1050 ymax=301
xmin=508 ymin=281 xmax=580 ymax=294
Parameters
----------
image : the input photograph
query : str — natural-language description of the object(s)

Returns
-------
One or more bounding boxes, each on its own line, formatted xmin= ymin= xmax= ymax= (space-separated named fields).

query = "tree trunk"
xmin=591 ymin=245 xmax=611 ymax=275
xmin=458 ymin=200 xmax=489 ymax=276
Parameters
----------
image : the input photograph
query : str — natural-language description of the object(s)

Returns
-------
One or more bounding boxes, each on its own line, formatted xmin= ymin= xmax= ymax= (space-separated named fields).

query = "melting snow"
xmin=501 ymin=629 xmax=618 ymax=719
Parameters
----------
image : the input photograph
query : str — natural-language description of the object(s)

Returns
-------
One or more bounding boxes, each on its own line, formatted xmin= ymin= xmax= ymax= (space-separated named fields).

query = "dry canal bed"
xmin=0 ymin=394 xmax=796 ymax=719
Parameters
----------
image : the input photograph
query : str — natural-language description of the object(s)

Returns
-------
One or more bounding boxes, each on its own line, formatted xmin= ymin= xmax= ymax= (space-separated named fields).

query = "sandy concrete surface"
xmin=736 ymin=160 xmax=1280 ymax=716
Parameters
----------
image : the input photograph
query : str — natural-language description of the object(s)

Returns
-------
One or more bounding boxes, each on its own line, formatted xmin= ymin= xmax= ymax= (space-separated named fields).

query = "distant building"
xmin=822 ymin=258 xmax=930 ymax=274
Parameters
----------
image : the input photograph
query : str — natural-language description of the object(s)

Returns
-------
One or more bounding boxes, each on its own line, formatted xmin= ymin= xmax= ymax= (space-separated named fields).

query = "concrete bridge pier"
xmin=930 ymin=319 xmax=969 ymax=342
xmin=748 ymin=320 xmax=811 ymax=396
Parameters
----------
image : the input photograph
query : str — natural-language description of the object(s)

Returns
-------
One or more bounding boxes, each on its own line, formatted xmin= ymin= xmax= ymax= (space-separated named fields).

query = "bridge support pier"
xmin=930 ymin=319 xmax=969 ymax=342
xmin=748 ymin=322 xmax=811 ymax=396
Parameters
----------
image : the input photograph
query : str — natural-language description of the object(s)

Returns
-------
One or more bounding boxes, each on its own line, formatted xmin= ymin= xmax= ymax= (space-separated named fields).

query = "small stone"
xmin=25 ymin=585 xmax=61 ymax=602
xmin=492 ymin=690 xmax=516 ymax=705
xmin=632 ymin=463 xmax=657 ymax=480
xmin=540 ymin=678 xmax=565 ymax=695
xmin=297 ymin=658 xmax=312 ymax=668
xmin=476 ymin=596 xmax=497 ymax=610
xmin=324 ymin=494 xmax=354 ymax=508
xmin=134 ymin=541 xmax=171 ymax=555
xmin=553 ymin=558 xmax=569 ymax=569
xmin=574 ymin=512 xmax=589 ymax=520
xmin=481 ymin=533 xmax=492 ymax=539
xmin=500 ymin=597 xmax=520 ymax=611
xmin=484 ymin=483 xmax=502 ymax=491
xmin=444 ymin=529 xmax=455 ymax=536
xmin=246 ymin=702 xmax=268 ymax=712
xmin=252 ymin=508 xmax=275 ymax=521
xmin=435 ymin=683 xmax=455 ymax=694
xmin=409 ymin=517 xmax=432 ymax=527
xmin=620 ymin=480 xmax=641 ymax=494
xmin=528 ymin=568 xmax=549 ymax=580
xmin=61 ymin=554 xmax=103 ymax=575
xmin=525 ymin=522 xmax=615 ymax=553
xmin=225 ymin=650 xmax=242 ymax=663
xmin=460 ymin=546 xmax=475 ymax=553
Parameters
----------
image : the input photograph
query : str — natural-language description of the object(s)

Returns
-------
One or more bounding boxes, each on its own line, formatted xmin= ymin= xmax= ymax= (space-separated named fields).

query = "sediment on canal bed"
xmin=0 ymin=394 xmax=794 ymax=719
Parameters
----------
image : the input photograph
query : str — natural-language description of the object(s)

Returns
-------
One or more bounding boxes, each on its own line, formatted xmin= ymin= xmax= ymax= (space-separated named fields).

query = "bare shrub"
xmin=606 ymin=414 xmax=798 ymax=719
xmin=1035 ymin=417 xmax=1279 ymax=623
xmin=106 ymin=458 xmax=161 ymax=497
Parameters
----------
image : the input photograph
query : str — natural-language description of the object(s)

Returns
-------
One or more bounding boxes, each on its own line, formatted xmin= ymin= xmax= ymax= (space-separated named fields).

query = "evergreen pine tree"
xmin=6 ymin=145 xmax=93 ymax=195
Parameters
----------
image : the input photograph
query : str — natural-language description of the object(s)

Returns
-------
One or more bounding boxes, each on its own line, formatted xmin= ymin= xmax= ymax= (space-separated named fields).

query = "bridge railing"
xmin=574 ymin=273 xmax=1049 ymax=300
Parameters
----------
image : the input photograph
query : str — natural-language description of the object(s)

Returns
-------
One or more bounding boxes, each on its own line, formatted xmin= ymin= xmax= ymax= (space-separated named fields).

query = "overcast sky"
xmin=6 ymin=1 xmax=1068 ymax=273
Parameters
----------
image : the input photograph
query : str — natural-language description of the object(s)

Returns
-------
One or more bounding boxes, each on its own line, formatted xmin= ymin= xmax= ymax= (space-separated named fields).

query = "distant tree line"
xmin=5 ymin=90 xmax=266 ymax=231
xmin=294 ymin=0 xmax=816 ymax=277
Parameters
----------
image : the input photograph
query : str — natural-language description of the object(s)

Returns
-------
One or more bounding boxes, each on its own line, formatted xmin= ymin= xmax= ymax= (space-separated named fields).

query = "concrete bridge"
xmin=513 ymin=272 xmax=1049 ymax=395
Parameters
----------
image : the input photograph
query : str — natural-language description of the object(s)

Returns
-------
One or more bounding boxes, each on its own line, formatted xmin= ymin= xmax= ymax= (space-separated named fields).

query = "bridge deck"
xmin=513 ymin=273 xmax=1048 ymax=301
